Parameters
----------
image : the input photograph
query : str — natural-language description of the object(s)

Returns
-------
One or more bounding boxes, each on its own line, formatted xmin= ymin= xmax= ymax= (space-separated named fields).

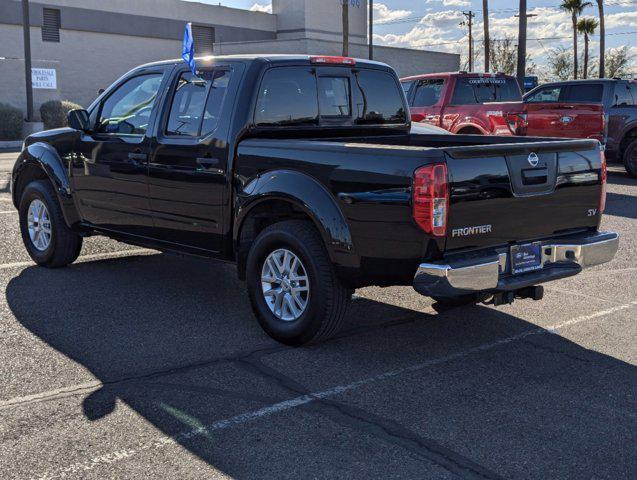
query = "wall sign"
xmin=32 ymin=68 xmax=57 ymax=89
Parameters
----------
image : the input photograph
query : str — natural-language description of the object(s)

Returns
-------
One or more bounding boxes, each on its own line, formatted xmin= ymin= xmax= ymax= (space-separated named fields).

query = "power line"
xmin=397 ymin=31 xmax=637 ymax=51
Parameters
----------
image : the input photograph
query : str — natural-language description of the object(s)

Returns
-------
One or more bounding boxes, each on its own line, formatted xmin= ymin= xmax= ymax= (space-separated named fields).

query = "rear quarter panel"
xmin=235 ymin=138 xmax=446 ymax=281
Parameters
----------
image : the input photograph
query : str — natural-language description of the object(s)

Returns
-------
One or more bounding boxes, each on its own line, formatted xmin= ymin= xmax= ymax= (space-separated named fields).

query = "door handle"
xmin=196 ymin=157 xmax=224 ymax=174
xmin=128 ymin=152 xmax=148 ymax=164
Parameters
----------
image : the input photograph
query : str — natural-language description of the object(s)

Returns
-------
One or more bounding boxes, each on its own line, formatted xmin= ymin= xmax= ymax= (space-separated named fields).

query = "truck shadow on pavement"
xmin=6 ymin=253 xmax=636 ymax=479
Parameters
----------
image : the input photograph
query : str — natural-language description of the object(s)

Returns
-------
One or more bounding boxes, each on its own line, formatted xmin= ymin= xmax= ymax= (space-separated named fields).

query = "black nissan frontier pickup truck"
xmin=11 ymin=55 xmax=619 ymax=345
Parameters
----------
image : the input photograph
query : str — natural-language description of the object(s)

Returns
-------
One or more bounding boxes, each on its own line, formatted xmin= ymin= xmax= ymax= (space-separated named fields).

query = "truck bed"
xmin=237 ymin=133 xmax=604 ymax=284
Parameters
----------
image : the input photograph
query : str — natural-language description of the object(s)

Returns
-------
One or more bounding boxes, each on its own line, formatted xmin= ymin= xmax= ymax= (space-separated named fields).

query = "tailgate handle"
xmin=522 ymin=167 xmax=548 ymax=185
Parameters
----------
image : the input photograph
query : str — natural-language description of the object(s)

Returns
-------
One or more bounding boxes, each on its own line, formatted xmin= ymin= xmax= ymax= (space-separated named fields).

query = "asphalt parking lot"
xmin=0 ymin=151 xmax=635 ymax=480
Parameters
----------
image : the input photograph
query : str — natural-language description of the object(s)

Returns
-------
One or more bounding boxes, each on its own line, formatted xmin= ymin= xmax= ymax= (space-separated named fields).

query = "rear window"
xmin=318 ymin=76 xmax=351 ymax=117
xmin=352 ymin=70 xmax=407 ymax=124
xmin=255 ymin=67 xmax=406 ymax=127
xmin=451 ymin=77 xmax=521 ymax=105
xmin=412 ymin=79 xmax=444 ymax=107
xmin=563 ymin=84 xmax=604 ymax=103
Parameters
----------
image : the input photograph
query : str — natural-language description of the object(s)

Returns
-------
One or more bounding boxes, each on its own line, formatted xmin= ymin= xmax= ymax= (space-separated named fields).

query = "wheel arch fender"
xmin=234 ymin=170 xmax=357 ymax=270
xmin=453 ymin=121 xmax=487 ymax=135
xmin=12 ymin=142 xmax=81 ymax=226
xmin=619 ymin=124 xmax=637 ymax=152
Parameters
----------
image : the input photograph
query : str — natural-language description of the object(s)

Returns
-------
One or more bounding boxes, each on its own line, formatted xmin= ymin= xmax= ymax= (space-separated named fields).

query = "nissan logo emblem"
xmin=528 ymin=152 xmax=539 ymax=167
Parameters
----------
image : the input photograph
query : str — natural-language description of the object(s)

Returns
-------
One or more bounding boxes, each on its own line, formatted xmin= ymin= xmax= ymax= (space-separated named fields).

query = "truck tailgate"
xmin=443 ymin=139 xmax=604 ymax=251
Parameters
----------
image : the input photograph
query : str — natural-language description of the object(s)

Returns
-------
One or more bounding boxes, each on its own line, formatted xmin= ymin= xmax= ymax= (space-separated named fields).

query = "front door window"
xmin=95 ymin=74 xmax=163 ymax=135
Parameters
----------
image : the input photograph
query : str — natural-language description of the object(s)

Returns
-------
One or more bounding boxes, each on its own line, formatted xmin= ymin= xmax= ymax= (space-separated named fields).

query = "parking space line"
xmin=0 ymin=210 xmax=16 ymax=214
xmin=0 ymin=249 xmax=155 ymax=271
xmin=17 ymin=300 xmax=637 ymax=480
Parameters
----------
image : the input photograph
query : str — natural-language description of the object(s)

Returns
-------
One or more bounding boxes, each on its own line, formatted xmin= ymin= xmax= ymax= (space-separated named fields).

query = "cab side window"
xmin=614 ymin=83 xmax=634 ymax=106
xmin=95 ymin=74 xmax=163 ymax=135
xmin=165 ymin=69 xmax=232 ymax=137
xmin=525 ymin=86 xmax=561 ymax=103
xmin=255 ymin=68 xmax=318 ymax=126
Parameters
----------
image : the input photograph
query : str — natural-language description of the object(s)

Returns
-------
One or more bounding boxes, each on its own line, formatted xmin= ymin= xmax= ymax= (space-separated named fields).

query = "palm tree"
xmin=560 ymin=0 xmax=592 ymax=79
xmin=483 ymin=0 xmax=490 ymax=71
xmin=596 ymin=0 xmax=605 ymax=77
xmin=577 ymin=17 xmax=598 ymax=79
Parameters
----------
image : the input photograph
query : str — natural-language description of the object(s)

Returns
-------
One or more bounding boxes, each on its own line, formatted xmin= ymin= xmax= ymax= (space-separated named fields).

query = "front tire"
xmin=623 ymin=138 xmax=637 ymax=178
xmin=19 ymin=180 xmax=83 ymax=267
xmin=246 ymin=220 xmax=351 ymax=346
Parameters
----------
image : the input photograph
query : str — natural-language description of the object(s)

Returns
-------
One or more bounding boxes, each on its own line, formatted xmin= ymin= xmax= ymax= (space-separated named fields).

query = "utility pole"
xmin=516 ymin=0 xmax=528 ymax=90
xmin=461 ymin=11 xmax=475 ymax=71
xmin=515 ymin=5 xmax=537 ymax=91
xmin=483 ymin=0 xmax=490 ymax=72
xmin=369 ymin=0 xmax=373 ymax=60
xmin=342 ymin=0 xmax=349 ymax=57
xmin=21 ymin=0 xmax=34 ymax=122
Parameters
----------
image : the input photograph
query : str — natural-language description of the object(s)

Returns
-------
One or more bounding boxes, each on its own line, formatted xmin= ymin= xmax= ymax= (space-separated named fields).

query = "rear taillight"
xmin=413 ymin=163 xmax=449 ymax=236
xmin=600 ymin=147 xmax=607 ymax=214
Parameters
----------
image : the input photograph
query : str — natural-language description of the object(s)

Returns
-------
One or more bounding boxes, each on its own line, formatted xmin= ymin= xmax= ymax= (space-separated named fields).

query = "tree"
xmin=596 ymin=0 xmax=605 ymax=78
xmin=490 ymin=37 xmax=517 ymax=75
xmin=483 ymin=0 xmax=490 ymax=72
xmin=560 ymin=0 xmax=592 ymax=79
xmin=606 ymin=46 xmax=633 ymax=78
xmin=547 ymin=46 xmax=573 ymax=81
xmin=577 ymin=17 xmax=598 ymax=79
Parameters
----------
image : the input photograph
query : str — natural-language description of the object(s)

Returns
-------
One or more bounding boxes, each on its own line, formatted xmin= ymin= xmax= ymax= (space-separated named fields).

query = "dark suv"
xmin=524 ymin=79 xmax=637 ymax=176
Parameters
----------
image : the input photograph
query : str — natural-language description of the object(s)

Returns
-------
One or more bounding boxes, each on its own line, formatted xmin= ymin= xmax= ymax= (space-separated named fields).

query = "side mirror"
xmin=67 ymin=109 xmax=91 ymax=132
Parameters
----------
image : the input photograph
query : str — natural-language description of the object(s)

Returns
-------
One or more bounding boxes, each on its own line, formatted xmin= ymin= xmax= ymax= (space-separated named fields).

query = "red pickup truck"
xmin=401 ymin=72 xmax=605 ymax=142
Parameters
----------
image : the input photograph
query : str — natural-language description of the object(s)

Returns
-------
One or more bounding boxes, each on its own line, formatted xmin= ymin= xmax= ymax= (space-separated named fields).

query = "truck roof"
xmin=137 ymin=54 xmax=393 ymax=70
xmin=400 ymin=71 xmax=516 ymax=82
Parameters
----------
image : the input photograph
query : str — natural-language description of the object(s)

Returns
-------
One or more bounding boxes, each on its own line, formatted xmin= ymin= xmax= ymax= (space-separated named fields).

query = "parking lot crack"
xmin=239 ymin=355 xmax=506 ymax=480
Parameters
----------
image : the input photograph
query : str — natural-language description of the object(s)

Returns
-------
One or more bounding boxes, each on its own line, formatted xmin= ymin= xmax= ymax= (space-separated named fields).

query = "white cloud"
xmin=249 ymin=2 xmax=271 ymax=13
xmin=374 ymin=10 xmax=466 ymax=51
xmin=605 ymin=11 xmax=637 ymax=29
xmin=374 ymin=3 xmax=412 ymax=24
xmin=426 ymin=0 xmax=471 ymax=6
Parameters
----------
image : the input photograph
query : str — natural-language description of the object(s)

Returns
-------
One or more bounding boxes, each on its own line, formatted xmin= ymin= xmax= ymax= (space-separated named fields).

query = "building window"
xmin=191 ymin=25 xmax=215 ymax=55
xmin=42 ymin=8 xmax=61 ymax=42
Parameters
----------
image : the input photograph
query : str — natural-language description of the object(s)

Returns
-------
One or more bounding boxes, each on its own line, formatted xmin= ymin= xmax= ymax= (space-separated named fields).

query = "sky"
xmin=187 ymin=1 xmax=637 ymax=71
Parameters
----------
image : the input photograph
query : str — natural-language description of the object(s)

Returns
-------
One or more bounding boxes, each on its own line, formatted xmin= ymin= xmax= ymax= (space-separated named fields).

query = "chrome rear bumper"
xmin=413 ymin=231 xmax=619 ymax=298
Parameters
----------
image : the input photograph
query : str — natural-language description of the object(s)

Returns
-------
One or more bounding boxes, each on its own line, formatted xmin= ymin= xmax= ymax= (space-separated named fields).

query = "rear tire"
xmin=19 ymin=180 xmax=82 ymax=268
xmin=246 ymin=220 xmax=351 ymax=346
xmin=623 ymin=138 xmax=637 ymax=178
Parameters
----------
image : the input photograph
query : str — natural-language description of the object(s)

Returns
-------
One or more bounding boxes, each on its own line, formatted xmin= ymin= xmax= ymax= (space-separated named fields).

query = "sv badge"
xmin=587 ymin=209 xmax=598 ymax=217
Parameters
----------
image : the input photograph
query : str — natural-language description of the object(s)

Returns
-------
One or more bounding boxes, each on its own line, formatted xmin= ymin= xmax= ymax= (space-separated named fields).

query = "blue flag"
xmin=182 ymin=22 xmax=196 ymax=75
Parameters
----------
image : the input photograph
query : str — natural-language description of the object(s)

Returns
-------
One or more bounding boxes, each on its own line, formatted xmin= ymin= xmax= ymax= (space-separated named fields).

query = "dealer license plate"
xmin=510 ymin=242 xmax=543 ymax=275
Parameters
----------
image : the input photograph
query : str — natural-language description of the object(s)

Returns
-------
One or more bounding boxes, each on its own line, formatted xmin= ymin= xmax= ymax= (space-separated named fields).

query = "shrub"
xmin=0 ymin=103 xmax=23 ymax=140
xmin=40 ymin=100 xmax=83 ymax=130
